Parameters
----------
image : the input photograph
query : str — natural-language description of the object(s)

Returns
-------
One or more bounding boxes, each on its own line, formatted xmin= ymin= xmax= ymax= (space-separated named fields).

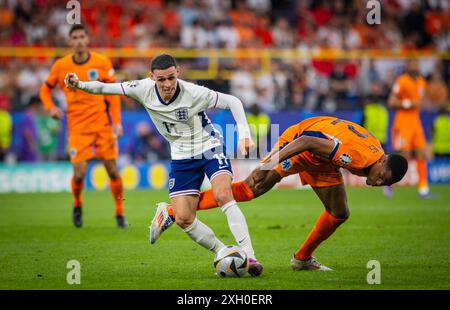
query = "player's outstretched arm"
xmin=64 ymin=73 xmax=125 ymax=96
xmin=39 ymin=83 xmax=64 ymax=120
xmin=261 ymin=136 xmax=336 ymax=170
xmin=214 ymin=92 xmax=254 ymax=156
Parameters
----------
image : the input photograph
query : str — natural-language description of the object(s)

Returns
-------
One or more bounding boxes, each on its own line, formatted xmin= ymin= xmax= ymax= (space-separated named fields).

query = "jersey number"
xmin=213 ymin=153 xmax=229 ymax=168
xmin=163 ymin=122 xmax=176 ymax=134
xmin=331 ymin=119 xmax=368 ymax=139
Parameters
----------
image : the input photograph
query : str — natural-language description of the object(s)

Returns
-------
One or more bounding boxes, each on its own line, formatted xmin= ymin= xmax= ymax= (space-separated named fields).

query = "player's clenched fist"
xmin=49 ymin=106 xmax=64 ymax=120
xmin=64 ymin=73 xmax=79 ymax=89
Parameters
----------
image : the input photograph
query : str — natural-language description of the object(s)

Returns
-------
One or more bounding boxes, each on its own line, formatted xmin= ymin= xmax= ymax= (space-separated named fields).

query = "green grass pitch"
xmin=1 ymin=186 xmax=449 ymax=290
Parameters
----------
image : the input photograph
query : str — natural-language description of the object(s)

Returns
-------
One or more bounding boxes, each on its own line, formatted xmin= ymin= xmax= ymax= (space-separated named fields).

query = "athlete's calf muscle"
xmin=245 ymin=168 xmax=281 ymax=198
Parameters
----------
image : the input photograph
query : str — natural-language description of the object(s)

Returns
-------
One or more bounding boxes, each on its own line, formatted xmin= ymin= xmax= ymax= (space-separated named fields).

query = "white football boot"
xmin=149 ymin=202 xmax=175 ymax=244
xmin=290 ymin=256 xmax=332 ymax=271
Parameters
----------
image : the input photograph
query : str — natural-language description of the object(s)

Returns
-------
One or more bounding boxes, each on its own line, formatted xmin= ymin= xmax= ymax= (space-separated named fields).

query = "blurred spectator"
xmin=17 ymin=59 xmax=49 ymax=108
xmin=34 ymin=98 xmax=60 ymax=161
xmin=163 ymin=2 xmax=181 ymax=35
xmin=270 ymin=62 xmax=289 ymax=110
xmin=17 ymin=97 xmax=39 ymax=162
xmin=378 ymin=19 xmax=403 ymax=50
xmin=202 ymin=0 xmax=232 ymax=22
xmin=287 ymin=62 xmax=308 ymax=110
xmin=342 ymin=19 xmax=362 ymax=50
xmin=256 ymin=62 xmax=288 ymax=112
xmin=362 ymin=82 xmax=389 ymax=147
xmin=230 ymin=62 xmax=256 ymax=108
xmin=230 ymin=0 xmax=257 ymax=29
xmin=1 ymin=0 xmax=449 ymax=117
xmin=424 ymin=70 xmax=449 ymax=112
xmin=0 ymin=0 xmax=444 ymax=52
xmin=402 ymin=1 xmax=431 ymax=48
xmin=178 ymin=0 xmax=200 ymax=26
xmin=316 ymin=19 xmax=342 ymax=50
xmin=246 ymin=104 xmax=270 ymax=158
xmin=310 ymin=0 xmax=333 ymax=26
xmin=272 ymin=18 xmax=294 ymax=48
xmin=25 ymin=12 xmax=48 ymax=44
xmin=216 ymin=19 xmax=239 ymax=49
xmin=129 ymin=122 xmax=170 ymax=162
xmin=246 ymin=0 xmax=271 ymax=15
xmin=0 ymin=61 xmax=17 ymax=109
xmin=0 ymin=2 xmax=14 ymax=31
xmin=432 ymin=107 xmax=450 ymax=158
xmin=254 ymin=15 xmax=273 ymax=47
xmin=199 ymin=71 xmax=230 ymax=94
xmin=181 ymin=19 xmax=208 ymax=49
xmin=357 ymin=59 xmax=384 ymax=97
xmin=2 ymin=0 xmax=450 ymax=164
xmin=14 ymin=0 xmax=33 ymax=24
xmin=330 ymin=61 xmax=352 ymax=107
xmin=0 ymin=101 xmax=12 ymax=162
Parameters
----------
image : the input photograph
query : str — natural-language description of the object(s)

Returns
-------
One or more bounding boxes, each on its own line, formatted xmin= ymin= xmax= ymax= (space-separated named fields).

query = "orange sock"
xmin=110 ymin=177 xmax=124 ymax=216
xmin=71 ymin=177 xmax=84 ymax=207
xmin=231 ymin=181 xmax=255 ymax=203
xmin=166 ymin=181 xmax=255 ymax=218
xmin=196 ymin=189 xmax=217 ymax=210
xmin=417 ymin=159 xmax=429 ymax=193
xmin=197 ymin=181 xmax=255 ymax=210
xmin=294 ymin=211 xmax=347 ymax=261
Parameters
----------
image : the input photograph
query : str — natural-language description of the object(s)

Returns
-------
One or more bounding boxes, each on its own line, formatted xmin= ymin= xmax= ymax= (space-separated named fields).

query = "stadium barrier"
xmin=9 ymin=110 xmax=438 ymax=160
xmin=1 ymin=159 xmax=449 ymax=193
xmin=2 ymin=47 xmax=449 ymax=80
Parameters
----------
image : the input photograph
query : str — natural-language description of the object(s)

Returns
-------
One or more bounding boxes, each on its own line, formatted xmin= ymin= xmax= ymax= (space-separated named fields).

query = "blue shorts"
xmin=168 ymin=149 xmax=233 ymax=199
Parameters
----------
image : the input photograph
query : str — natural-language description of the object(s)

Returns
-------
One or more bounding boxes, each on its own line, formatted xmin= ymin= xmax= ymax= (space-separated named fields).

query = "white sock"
xmin=221 ymin=200 xmax=256 ymax=260
xmin=183 ymin=217 xmax=225 ymax=254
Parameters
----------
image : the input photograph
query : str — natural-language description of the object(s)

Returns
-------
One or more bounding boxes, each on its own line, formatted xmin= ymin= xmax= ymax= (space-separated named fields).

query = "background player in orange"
xmin=39 ymin=24 xmax=127 ymax=228
xmin=152 ymin=116 xmax=409 ymax=270
xmin=387 ymin=59 xmax=432 ymax=198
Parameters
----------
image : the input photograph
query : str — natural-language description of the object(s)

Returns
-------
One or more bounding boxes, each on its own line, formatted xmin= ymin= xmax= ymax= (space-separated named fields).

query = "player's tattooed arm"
xmin=260 ymin=136 xmax=335 ymax=170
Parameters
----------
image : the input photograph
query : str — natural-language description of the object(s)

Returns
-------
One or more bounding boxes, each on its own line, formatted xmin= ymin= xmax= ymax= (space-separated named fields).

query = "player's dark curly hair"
xmin=386 ymin=154 xmax=408 ymax=185
xmin=69 ymin=24 xmax=88 ymax=36
xmin=151 ymin=54 xmax=177 ymax=71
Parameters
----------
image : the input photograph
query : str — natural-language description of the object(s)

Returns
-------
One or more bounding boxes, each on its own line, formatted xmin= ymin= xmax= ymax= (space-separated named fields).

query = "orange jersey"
xmin=392 ymin=73 xmax=426 ymax=120
xmin=391 ymin=74 xmax=427 ymax=151
xmin=41 ymin=52 xmax=119 ymax=133
xmin=274 ymin=116 xmax=384 ymax=177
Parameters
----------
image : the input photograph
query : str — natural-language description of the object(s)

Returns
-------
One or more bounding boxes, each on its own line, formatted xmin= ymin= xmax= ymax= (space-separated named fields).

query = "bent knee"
xmin=213 ymin=190 xmax=233 ymax=206
xmin=73 ymin=175 xmax=85 ymax=184
xmin=105 ymin=167 xmax=120 ymax=180
xmin=108 ymin=172 xmax=120 ymax=180
xmin=331 ymin=208 xmax=350 ymax=220
xmin=175 ymin=214 xmax=196 ymax=229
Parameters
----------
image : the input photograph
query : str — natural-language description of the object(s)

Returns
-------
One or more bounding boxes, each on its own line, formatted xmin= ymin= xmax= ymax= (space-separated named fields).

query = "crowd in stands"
xmin=0 ymin=0 xmax=449 ymax=162
xmin=2 ymin=0 xmax=450 ymax=50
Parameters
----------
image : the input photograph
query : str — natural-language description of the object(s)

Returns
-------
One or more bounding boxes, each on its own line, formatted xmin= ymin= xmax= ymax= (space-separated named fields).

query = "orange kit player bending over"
xmin=39 ymin=24 xmax=127 ymax=228
xmin=387 ymin=59 xmax=433 ymax=199
xmin=150 ymin=116 xmax=408 ymax=270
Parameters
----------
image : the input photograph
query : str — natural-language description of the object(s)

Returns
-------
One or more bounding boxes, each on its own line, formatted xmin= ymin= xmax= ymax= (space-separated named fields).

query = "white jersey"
xmin=120 ymin=78 xmax=223 ymax=160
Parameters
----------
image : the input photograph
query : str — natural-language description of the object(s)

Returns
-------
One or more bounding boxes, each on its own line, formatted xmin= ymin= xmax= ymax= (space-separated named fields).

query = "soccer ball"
xmin=213 ymin=245 xmax=249 ymax=278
